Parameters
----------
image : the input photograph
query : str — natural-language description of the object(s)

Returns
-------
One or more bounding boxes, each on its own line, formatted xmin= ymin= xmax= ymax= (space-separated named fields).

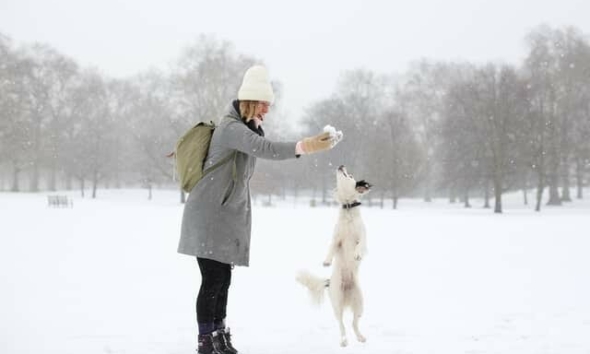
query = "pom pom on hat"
xmin=238 ymin=65 xmax=275 ymax=103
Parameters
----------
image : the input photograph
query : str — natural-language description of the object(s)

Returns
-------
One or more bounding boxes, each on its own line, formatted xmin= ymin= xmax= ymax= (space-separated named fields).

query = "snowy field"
xmin=1 ymin=189 xmax=589 ymax=354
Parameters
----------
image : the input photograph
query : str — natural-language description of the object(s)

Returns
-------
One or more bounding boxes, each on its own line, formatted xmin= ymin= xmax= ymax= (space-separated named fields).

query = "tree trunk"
xmin=463 ymin=195 xmax=471 ymax=208
xmin=546 ymin=139 xmax=561 ymax=205
xmin=521 ymin=169 xmax=529 ymax=205
xmin=483 ymin=179 xmax=491 ymax=209
xmin=392 ymin=196 xmax=398 ymax=210
xmin=11 ymin=163 xmax=21 ymax=192
xmin=80 ymin=178 xmax=85 ymax=198
xmin=29 ymin=122 xmax=41 ymax=192
xmin=561 ymin=185 xmax=572 ymax=202
xmin=423 ymin=164 xmax=432 ymax=202
xmin=575 ymin=156 xmax=583 ymax=199
xmin=535 ymin=170 xmax=544 ymax=212
xmin=493 ymin=160 xmax=504 ymax=214
xmin=561 ymin=157 xmax=572 ymax=202
xmin=92 ymin=170 xmax=98 ymax=199
xmin=546 ymin=174 xmax=561 ymax=205
xmin=559 ymin=92 xmax=572 ymax=202
xmin=493 ymin=173 xmax=502 ymax=214
xmin=462 ymin=186 xmax=471 ymax=208
xmin=546 ymin=117 xmax=562 ymax=206
xmin=534 ymin=102 xmax=547 ymax=212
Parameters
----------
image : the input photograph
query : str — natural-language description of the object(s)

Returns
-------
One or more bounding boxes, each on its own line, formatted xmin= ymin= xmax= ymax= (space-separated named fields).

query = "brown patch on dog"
xmin=341 ymin=271 xmax=355 ymax=291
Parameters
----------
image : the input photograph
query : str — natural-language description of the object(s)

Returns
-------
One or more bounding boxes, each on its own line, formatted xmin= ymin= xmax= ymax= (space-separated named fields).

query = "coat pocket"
xmin=221 ymin=179 xmax=236 ymax=206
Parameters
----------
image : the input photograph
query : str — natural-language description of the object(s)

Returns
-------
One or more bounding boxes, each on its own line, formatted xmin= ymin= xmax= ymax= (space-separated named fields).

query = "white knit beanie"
xmin=238 ymin=65 xmax=275 ymax=103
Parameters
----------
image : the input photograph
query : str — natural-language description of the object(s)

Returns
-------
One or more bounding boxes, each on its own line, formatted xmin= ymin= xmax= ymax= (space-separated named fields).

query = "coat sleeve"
xmin=218 ymin=119 xmax=298 ymax=160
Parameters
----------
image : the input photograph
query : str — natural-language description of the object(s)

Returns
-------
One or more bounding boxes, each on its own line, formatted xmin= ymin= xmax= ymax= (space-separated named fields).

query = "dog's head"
xmin=335 ymin=165 xmax=372 ymax=204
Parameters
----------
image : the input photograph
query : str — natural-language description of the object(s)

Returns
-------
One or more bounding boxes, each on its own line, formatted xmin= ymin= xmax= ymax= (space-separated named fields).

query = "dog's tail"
xmin=296 ymin=270 xmax=329 ymax=305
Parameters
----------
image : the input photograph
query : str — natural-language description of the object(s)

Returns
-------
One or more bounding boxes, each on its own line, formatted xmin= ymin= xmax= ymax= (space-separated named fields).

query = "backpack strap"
xmin=203 ymin=151 xmax=237 ymax=179
xmin=200 ymin=115 xmax=241 ymax=180
xmin=202 ymin=151 xmax=237 ymax=179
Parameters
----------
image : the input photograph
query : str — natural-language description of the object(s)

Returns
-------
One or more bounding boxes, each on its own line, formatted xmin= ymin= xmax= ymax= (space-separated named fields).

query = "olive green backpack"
xmin=171 ymin=121 xmax=236 ymax=193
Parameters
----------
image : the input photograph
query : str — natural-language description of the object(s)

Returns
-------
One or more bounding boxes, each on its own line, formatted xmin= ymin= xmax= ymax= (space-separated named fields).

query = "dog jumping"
xmin=296 ymin=165 xmax=372 ymax=347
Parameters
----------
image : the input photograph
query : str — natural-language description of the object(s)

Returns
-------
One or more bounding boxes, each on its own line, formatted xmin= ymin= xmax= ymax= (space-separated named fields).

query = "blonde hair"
xmin=239 ymin=100 xmax=259 ymax=122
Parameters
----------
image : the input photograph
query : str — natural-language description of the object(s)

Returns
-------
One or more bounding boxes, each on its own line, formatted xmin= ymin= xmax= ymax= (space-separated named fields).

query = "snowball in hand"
xmin=323 ymin=125 xmax=344 ymax=146
xmin=323 ymin=125 xmax=337 ymax=136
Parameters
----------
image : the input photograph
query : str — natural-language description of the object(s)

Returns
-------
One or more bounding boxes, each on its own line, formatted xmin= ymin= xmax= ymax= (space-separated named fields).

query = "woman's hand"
xmin=298 ymin=130 xmax=343 ymax=154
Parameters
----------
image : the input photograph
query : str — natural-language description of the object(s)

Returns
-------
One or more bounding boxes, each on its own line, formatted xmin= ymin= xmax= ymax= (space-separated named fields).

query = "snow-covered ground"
xmin=1 ymin=189 xmax=589 ymax=354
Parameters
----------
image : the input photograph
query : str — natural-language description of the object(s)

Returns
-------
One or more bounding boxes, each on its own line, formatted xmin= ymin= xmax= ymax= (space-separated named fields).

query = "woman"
xmin=178 ymin=65 xmax=341 ymax=354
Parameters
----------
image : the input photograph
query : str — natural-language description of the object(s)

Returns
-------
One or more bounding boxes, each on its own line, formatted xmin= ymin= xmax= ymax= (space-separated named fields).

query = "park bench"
xmin=47 ymin=195 xmax=73 ymax=208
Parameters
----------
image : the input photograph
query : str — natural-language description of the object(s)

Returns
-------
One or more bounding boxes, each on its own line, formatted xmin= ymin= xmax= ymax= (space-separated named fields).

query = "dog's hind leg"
xmin=352 ymin=313 xmax=366 ymax=343
xmin=329 ymin=279 xmax=348 ymax=346
xmin=335 ymin=306 xmax=348 ymax=347
xmin=352 ymin=289 xmax=366 ymax=343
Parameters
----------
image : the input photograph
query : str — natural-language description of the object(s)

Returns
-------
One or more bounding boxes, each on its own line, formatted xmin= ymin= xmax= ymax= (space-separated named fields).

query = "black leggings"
xmin=196 ymin=257 xmax=232 ymax=325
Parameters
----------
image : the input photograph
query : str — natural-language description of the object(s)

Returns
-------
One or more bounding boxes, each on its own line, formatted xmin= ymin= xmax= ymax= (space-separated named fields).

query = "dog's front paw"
xmin=323 ymin=261 xmax=331 ymax=267
xmin=354 ymin=254 xmax=362 ymax=261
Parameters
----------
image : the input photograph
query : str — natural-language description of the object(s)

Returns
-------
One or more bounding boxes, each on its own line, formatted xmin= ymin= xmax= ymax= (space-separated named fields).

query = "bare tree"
xmin=555 ymin=27 xmax=590 ymax=200
xmin=36 ymin=47 xmax=79 ymax=191
xmin=62 ymin=70 xmax=115 ymax=198
xmin=483 ymin=65 xmax=527 ymax=213
xmin=379 ymin=106 xmax=423 ymax=209
xmin=523 ymin=25 xmax=562 ymax=210
xmin=0 ymin=38 xmax=36 ymax=191
xmin=127 ymin=71 xmax=177 ymax=198
xmin=399 ymin=60 xmax=460 ymax=202
xmin=441 ymin=75 xmax=486 ymax=208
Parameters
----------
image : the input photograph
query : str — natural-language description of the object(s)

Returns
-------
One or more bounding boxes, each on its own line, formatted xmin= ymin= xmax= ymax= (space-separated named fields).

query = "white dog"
xmin=296 ymin=165 xmax=372 ymax=347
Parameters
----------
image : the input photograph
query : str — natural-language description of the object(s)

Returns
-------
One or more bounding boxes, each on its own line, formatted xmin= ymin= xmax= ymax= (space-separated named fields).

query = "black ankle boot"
xmin=197 ymin=332 xmax=224 ymax=354
xmin=217 ymin=328 xmax=238 ymax=354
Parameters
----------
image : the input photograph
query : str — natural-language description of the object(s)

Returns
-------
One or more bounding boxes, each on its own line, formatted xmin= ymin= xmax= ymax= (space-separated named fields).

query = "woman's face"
xmin=254 ymin=101 xmax=271 ymax=120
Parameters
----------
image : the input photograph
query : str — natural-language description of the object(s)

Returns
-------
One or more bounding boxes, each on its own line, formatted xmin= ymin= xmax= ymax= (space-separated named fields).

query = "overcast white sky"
xmin=1 ymin=0 xmax=589 ymax=119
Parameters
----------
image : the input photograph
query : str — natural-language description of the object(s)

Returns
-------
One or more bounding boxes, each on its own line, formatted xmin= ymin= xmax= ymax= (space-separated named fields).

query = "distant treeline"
xmin=1 ymin=25 xmax=589 ymax=212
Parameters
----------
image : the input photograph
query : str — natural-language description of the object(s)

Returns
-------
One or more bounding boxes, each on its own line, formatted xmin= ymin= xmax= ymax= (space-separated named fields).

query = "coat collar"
xmin=229 ymin=100 xmax=264 ymax=136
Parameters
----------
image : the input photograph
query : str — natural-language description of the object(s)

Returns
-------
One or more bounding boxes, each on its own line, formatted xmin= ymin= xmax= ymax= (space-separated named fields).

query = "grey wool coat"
xmin=178 ymin=101 xmax=298 ymax=266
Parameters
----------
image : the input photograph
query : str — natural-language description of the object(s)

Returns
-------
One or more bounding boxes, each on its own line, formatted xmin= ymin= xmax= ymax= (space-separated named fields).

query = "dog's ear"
xmin=355 ymin=180 xmax=373 ymax=194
